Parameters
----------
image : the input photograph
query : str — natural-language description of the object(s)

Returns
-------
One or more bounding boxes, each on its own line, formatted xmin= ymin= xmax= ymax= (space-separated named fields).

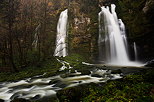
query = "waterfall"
xmin=32 ymin=23 xmax=41 ymax=49
xmin=119 ymin=19 xmax=128 ymax=52
xmin=134 ymin=42 xmax=138 ymax=61
xmin=98 ymin=4 xmax=130 ymax=65
xmin=54 ymin=9 xmax=68 ymax=57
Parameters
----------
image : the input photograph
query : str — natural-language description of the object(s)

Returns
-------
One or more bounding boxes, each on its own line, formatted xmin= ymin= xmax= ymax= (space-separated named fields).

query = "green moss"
xmin=0 ymin=57 xmax=62 ymax=82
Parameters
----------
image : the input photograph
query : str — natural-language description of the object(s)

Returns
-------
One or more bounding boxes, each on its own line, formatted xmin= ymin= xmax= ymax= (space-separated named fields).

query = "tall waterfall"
xmin=54 ymin=9 xmax=68 ymax=57
xmin=98 ymin=4 xmax=130 ymax=65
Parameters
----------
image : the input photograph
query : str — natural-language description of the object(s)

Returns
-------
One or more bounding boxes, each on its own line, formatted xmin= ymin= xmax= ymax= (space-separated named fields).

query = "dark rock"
xmin=145 ymin=59 xmax=154 ymax=67
xmin=91 ymin=74 xmax=102 ymax=78
xmin=79 ymin=81 xmax=82 ymax=83
xmin=60 ymin=74 xmax=68 ymax=78
xmin=52 ymin=80 xmax=67 ymax=88
xmin=68 ymin=74 xmax=76 ymax=77
xmin=49 ymin=79 xmax=61 ymax=85
xmin=143 ymin=0 xmax=154 ymax=14
xmin=53 ymin=83 xmax=67 ymax=88
xmin=81 ymin=69 xmax=91 ymax=75
xmin=30 ymin=95 xmax=41 ymax=100
xmin=111 ymin=69 xmax=122 ymax=74
xmin=12 ymin=98 xmax=30 ymax=102
xmin=0 ymin=99 xmax=4 ymax=102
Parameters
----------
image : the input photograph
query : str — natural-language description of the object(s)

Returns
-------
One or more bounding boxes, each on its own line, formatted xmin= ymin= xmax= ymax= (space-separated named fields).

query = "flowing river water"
xmin=0 ymin=64 xmax=122 ymax=102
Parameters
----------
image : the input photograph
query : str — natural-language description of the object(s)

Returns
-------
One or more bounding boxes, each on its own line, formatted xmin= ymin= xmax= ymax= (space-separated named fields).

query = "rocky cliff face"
xmin=66 ymin=0 xmax=154 ymax=61
xmin=143 ymin=0 xmax=154 ymax=14
xmin=52 ymin=0 xmax=154 ymax=61
xmin=115 ymin=0 xmax=154 ymax=60
xmin=68 ymin=0 xmax=99 ymax=61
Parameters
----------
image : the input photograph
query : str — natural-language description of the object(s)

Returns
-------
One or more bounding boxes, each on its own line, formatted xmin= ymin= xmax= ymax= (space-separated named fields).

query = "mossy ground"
xmin=0 ymin=57 xmax=62 ymax=82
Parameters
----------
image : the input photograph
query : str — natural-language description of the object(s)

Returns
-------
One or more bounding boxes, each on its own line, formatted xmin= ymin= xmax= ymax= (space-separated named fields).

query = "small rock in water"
xmin=145 ymin=59 xmax=154 ymax=67
xmin=0 ymin=99 xmax=4 ymax=102
xmin=91 ymin=74 xmax=102 ymax=78
xmin=30 ymin=95 xmax=41 ymax=100
xmin=53 ymin=83 xmax=67 ymax=88
xmin=79 ymin=81 xmax=82 ymax=83
xmin=49 ymin=79 xmax=61 ymax=85
xmin=111 ymin=69 xmax=122 ymax=74
xmin=60 ymin=74 xmax=68 ymax=78
xmin=81 ymin=69 xmax=91 ymax=75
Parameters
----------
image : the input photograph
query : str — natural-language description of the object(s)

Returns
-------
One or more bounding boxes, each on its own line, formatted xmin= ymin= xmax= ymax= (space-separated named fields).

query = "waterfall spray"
xmin=98 ymin=4 xmax=129 ymax=65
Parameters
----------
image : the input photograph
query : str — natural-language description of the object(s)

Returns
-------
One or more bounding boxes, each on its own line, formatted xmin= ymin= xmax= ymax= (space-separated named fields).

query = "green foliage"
xmin=0 ymin=57 xmax=62 ymax=82
xmin=82 ymin=74 xmax=153 ymax=102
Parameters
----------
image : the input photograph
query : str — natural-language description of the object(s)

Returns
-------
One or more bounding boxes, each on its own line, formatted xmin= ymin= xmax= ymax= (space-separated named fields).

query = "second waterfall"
xmin=98 ymin=4 xmax=130 ymax=65
xmin=54 ymin=9 xmax=68 ymax=57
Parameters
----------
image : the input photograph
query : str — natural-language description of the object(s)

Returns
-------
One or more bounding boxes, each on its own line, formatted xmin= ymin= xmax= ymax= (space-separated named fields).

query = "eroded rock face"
xmin=99 ymin=0 xmax=115 ymax=6
xmin=114 ymin=0 xmax=154 ymax=60
xmin=143 ymin=0 xmax=154 ymax=14
xmin=68 ymin=0 xmax=99 ymax=60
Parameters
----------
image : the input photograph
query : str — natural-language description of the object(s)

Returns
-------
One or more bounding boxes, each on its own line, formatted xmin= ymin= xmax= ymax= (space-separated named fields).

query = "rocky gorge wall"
xmin=51 ymin=0 xmax=154 ymax=62
xmin=67 ymin=0 xmax=99 ymax=61
xmin=67 ymin=0 xmax=154 ymax=62
xmin=115 ymin=0 xmax=154 ymax=61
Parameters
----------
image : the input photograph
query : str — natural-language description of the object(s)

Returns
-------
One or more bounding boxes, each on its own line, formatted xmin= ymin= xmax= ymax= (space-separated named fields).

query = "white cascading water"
xmin=0 ymin=69 xmax=122 ymax=102
xmin=54 ymin=9 xmax=68 ymax=57
xmin=134 ymin=42 xmax=138 ymax=61
xmin=32 ymin=23 xmax=41 ymax=49
xmin=98 ymin=4 xmax=142 ymax=66
xmin=119 ymin=19 xmax=128 ymax=52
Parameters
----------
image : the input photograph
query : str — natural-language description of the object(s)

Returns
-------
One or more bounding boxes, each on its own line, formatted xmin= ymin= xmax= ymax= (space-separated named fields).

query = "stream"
xmin=0 ymin=64 xmax=122 ymax=102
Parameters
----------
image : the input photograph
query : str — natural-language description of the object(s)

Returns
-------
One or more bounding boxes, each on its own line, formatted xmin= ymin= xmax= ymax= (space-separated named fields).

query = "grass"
xmin=0 ymin=57 xmax=62 ymax=82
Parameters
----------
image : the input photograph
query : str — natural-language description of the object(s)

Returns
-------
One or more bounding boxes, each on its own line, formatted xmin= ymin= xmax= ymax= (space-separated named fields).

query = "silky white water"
xmin=98 ymin=4 xmax=142 ymax=66
xmin=32 ymin=23 xmax=41 ymax=49
xmin=0 ymin=69 xmax=121 ymax=102
xmin=54 ymin=9 xmax=68 ymax=57
xmin=134 ymin=42 xmax=138 ymax=61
